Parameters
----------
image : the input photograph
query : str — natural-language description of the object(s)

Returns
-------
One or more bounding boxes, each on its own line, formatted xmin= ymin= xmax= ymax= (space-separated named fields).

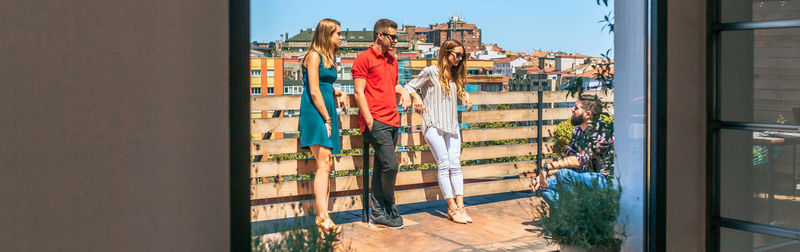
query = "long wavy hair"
xmin=307 ymin=18 xmax=340 ymax=71
xmin=436 ymin=39 xmax=467 ymax=99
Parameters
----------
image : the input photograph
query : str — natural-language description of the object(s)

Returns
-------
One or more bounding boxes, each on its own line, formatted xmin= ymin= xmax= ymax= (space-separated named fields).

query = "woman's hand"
xmin=336 ymin=93 xmax=349 ymax=111
xmin=412 ymin=97 xmax=424 ymax=113
xmin=325 ymin=122 xmax=332 ymax=138
xmin=464 ymin=93 xmax=473 ymax=112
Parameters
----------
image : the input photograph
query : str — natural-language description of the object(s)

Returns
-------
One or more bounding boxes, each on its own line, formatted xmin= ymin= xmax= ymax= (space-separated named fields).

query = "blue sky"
xmin=251 ymin=0 xmax=613 ymax=57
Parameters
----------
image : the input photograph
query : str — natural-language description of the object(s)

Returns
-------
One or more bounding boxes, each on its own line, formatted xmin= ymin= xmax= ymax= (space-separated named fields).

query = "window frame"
xmin=706 ymin=1 xmax=800 ymax=251
xmin=231 ymin=1 xmax=671 ymax=250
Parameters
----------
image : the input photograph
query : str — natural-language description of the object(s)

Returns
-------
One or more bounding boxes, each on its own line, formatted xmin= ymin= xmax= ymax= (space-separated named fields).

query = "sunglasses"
xmin=380 ymin=32 xmax=398 ymax=41
xmin=450 ymin=51 xmax=464 ymax=59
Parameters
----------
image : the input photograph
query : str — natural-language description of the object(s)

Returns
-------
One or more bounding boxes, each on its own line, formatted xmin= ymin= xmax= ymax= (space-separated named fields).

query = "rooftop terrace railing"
xmin=249 ymin=90 xmax=613 ymax=222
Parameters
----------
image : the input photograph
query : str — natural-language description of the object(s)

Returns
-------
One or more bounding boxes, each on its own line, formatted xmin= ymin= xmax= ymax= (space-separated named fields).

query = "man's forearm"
xmin=353 ymin=79 xmax=372 ymax=123
xmin=547 ymin=156 xmax=581 ymax=170
xmin=354 ymin=91 xmax=372 ymax=121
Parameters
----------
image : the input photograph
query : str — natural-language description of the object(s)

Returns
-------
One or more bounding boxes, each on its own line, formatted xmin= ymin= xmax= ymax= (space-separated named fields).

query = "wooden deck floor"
xmin=255 ymin=192 xmax=558 ymax=252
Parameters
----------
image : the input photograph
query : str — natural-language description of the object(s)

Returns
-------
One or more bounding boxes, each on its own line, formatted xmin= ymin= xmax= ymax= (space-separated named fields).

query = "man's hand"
xmin=398 ymin=92 xmax=411 ymax=111
xmin=366 ymin=117 xmax=374 ymax=131
xmin=532 ymin=169 xmax=549 ymax=193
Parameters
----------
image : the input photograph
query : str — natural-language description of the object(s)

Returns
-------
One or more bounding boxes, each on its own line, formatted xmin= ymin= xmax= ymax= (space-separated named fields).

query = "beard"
xmin=570 ymin=113 xmax=586 ymax=126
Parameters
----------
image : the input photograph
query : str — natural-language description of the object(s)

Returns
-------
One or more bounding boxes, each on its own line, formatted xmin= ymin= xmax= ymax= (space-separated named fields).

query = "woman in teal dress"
xmin=298 ymin=18 xmax=348 ymax=233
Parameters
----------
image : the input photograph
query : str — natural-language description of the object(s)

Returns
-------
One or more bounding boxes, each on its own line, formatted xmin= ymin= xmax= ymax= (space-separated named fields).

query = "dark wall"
xmin=666 ymin=0 xmax=708 ymax=250
xmin=1 ymin=1 xmax=231 ymax=251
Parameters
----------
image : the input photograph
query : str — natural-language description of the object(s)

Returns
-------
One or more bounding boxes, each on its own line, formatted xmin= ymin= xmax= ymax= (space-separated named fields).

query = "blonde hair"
xmin=307 ymin=18 xmax=340 ymax=71
xmin=436 ymin=40 xmax=467 ymax=99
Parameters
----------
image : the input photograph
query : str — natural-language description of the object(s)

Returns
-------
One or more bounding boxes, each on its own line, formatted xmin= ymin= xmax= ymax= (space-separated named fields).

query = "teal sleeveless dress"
xmin=299 ymin=52 xmax=341 ymax=154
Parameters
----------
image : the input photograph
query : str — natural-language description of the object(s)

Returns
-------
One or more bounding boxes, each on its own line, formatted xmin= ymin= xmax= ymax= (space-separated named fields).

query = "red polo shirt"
xmin=352 ymin=46 xmax=399 ymax=132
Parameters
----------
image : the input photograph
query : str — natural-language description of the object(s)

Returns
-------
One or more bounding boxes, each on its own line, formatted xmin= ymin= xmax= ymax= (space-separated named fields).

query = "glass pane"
xmin=722 ymin=227 xmax=800 ymax=252
xmin=722 ymin=0 xmax=800 ymax=23
xmin=719 ymin=28 xmax=800 ymax=124
xmin=720 ymin=129 xmax=800 ymax=230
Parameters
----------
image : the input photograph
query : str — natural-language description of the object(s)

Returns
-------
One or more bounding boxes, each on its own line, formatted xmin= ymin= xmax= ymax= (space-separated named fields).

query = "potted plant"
xmin=535 ymin=175 xmax=624 ymax=252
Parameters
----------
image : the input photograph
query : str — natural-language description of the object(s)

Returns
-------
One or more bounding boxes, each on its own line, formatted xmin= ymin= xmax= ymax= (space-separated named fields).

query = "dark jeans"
xmin=364 ymin=120 xmax=399 ymax=210
xmin=539 ymin=168 xmax=611 ymax=205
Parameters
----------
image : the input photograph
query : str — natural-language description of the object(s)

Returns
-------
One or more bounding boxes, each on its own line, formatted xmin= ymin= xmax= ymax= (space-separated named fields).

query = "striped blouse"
xmin=404 ymin=65 xmax=463 ymax=135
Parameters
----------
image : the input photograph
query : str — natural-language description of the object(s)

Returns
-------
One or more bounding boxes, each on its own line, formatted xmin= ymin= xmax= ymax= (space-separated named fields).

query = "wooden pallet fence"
xmin=249 ymin=90 xmax=613 ymax=221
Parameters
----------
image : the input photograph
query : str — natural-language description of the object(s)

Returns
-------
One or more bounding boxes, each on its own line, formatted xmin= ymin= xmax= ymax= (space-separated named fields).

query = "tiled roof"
xmin=530 ymin=51 xmax=549 ymax=57
xmin=494 ymin=57 xmax=513 ymax=63
xmin=555 ymin=55 xmax=589 ymax=59
xmin=429 ymin=22 xmax=478 ymax=31
xmin=557 ymin=63 xmax=615 ymax=78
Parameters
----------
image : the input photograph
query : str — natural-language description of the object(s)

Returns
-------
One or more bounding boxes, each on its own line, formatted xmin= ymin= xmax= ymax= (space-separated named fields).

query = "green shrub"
xmin=552 ymin=115 xmax=613 ymax=156
xmin=251 ymin=214 xmax=353 ymax=252
xmin=551 ymin=120 xmax=575 ymax=155
xmin=535 ymin=176 xmax=624 ymax=249
xmin=599 ymin=113 xmax=614 ymax=125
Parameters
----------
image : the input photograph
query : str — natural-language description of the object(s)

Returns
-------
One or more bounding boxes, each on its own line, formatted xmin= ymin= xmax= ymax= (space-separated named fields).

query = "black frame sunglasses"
xmin=379 ymin=32 xmax=398 ymax=41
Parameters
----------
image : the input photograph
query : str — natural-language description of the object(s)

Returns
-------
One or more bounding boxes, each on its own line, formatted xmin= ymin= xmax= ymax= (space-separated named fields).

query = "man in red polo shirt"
xmin=352 ymin=18 xmax=411 ymax=229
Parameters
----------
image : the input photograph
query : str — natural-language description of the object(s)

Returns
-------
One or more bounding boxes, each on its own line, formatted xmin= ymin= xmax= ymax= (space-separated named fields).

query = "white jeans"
xmin=424 ymin=127 xmax=463 ymax=199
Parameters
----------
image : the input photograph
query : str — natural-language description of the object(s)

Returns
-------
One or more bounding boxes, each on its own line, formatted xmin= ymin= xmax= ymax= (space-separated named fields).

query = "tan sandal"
xmin=315 ymin=215 xmax=342 ymax=233
xmin=459 ymin=207 xmax=473 ymax=223
xmin=447 ymin=208 xmax=468 ymax=224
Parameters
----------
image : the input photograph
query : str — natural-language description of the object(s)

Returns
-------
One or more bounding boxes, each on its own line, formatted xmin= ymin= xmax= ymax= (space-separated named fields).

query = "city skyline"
xmin=251 ymin=0 xmax=614 ymax=56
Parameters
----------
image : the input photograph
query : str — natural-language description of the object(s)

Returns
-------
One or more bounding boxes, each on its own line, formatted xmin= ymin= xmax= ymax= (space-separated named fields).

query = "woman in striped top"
xmin=405 ymin=39 xmax=473 ymax=224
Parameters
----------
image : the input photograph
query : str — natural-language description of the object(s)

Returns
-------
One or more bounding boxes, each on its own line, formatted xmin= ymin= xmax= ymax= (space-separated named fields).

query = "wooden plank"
xmin=469 ymin=92 xmax=538 ymax=105
xmin=754 ymin=29 xmax=800 ymax=38
xmin=754 ymin=89 xmax=800 ymax=102
xmin=251 ymin=112 xmax=422 ymax=133
xmin=252 ymin=108 xmax=568 ymax=133
xmin=251 ymin=117 xmax=300 ymax=133
xmin=461 ymin=125 xmax=556 ymax=142
xmin=541 ymin=108 xmax=574 ymax=121
xmin=252 ymin=90 xmax=613 ymax=111
xmin=460 ymin=110 xmax=536 ymax=123
xmin=251 ymin=143 xmax=551 ymax=178
xmin=251 ymin=95 xmax=300 ymax=110
xmin=461 ymin=143 xmax=541 ymax=160
xmin=754 ymin=47 xmax=800 ymax=58
xmin=250 ymin=178 xmax=533 ymax=222
xmin=250 ymin=161 xmax=538 ymax=200
xmin=251 ymin=135 xmax=365 ymax=156
xmin=754 ymin=79 xmax=800 ymax=90
xmin=396 ymin=143 xmax=546 ymax=166
xmin=541 ymin=90 xmax=614 ymax=103
xmin=252 ymin=95 xmax=357 ymax=111
xmin=755 ymin=58 xmax=800 ymax=69
xmin=466 ymin=90 xmax=613 ymax=105
xmin=251 ymin=155 xmax=370 ymax=178
xmin=252 ymin=126 xmax=556 ymax=156
xmin=755 ymin=39 xmax=800 ymax=48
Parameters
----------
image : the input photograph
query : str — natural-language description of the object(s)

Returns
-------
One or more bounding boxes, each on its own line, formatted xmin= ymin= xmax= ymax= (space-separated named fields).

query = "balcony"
xmin=250 ymin=90 xmax=614 ymax=250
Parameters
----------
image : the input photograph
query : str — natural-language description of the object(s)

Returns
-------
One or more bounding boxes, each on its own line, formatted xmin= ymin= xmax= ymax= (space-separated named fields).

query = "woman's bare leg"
xmin=309 ymin=145 xmax=333 ymax=219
